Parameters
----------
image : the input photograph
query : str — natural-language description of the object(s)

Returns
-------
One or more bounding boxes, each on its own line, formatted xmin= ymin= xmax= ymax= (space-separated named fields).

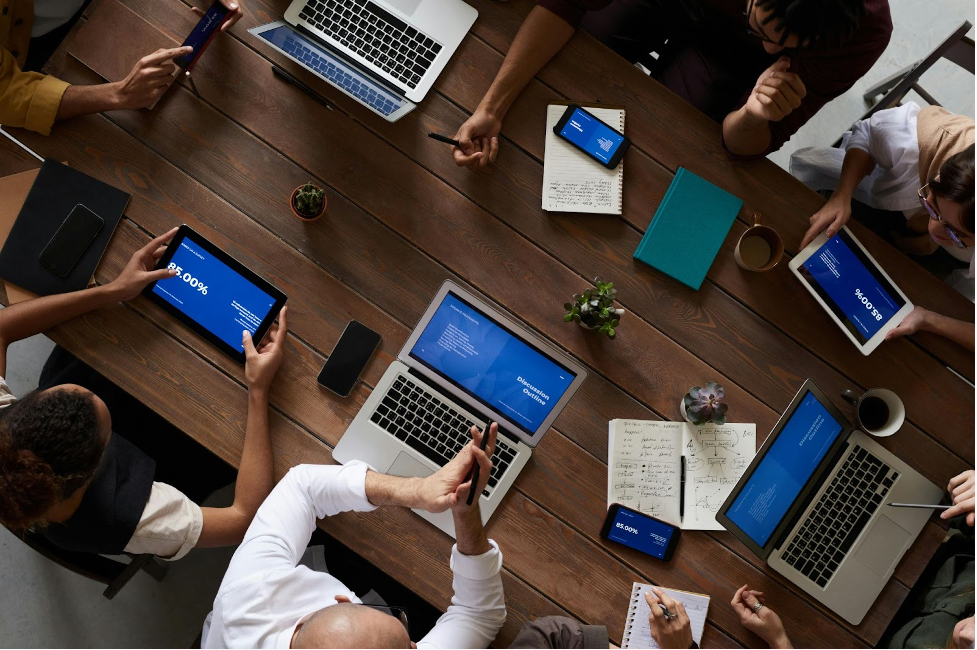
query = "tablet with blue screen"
xmin=788 ymin=226 xmax=913 ymax=355
xmin=144 ymin=225 xmax=287 ymax=363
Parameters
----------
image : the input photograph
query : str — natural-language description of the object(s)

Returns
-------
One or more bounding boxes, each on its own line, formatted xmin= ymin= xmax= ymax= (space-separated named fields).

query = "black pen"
xmin=887 ymin=503 xmax=951 ymax=510
xmin=465 ymin=424 xmax=493 ymax=507
xmin=679 ymin=457 xmax=686 ymax=519
xmin=428 ymin=132 xmax=461 ymax=147
xmin=272 ymin=65 xmax=335 ymax=111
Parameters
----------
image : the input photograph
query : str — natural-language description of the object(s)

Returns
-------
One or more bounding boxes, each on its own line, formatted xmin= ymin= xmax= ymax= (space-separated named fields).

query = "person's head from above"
xmin=291 ymin=596 xmax=415 ymax=649
xmin=745 ymin=0 xmax=867 ymax=54
xmin=0 ymin=385 xmax=111 ymax=530
xmin=921 ymin=144 xmax=976 ymax=250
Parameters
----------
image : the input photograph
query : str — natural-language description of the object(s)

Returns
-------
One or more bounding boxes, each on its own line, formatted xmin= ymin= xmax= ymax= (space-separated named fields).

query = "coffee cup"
xmin=734 ymin=213 xmax=784 ymax=271
xmin=841 ymin=388 xmax=905 ymax=437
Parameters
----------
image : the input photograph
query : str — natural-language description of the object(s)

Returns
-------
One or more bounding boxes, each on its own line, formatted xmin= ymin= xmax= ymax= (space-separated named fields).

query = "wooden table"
xmin=2 ymin=0 xmax=973 ymax=645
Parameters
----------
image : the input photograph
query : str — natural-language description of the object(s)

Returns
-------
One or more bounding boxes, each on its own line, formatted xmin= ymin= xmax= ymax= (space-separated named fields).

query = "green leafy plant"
xmin=293 ymin=182 xmax=325 ymax=217
xmin=683 ymin=382 xmax=728 ymax=426
xmin=563 ymin=276 xmax=624 ymax=339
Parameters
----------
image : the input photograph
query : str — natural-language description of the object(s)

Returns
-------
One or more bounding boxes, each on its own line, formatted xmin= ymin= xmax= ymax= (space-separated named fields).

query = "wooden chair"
xmin=14 ymin=528 xmax=168 ymax=599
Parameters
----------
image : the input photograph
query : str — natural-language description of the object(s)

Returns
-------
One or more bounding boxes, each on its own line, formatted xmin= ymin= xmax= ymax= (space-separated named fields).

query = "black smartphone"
xmin=174 ymin=1 xmax=232 ymax=70
xmin=39 ymin=204 xmax=105 ymax=278
xmin=317 ymin=321 xmax=382 ymax=397
xmin=553 ymin=104 xmax=631 ymax=169
xmin=600 ymin=503 xmax=681 ymax=561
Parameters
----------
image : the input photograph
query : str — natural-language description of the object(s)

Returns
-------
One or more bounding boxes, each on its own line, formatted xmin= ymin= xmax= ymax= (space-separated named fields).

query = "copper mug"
xmin=735 ymin=213 xmax=784 ymax=272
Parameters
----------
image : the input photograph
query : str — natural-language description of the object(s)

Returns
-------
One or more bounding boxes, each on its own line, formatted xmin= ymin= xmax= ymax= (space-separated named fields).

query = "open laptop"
xmin=334 ymin=281 xmax=588 ymax=537
xmin=716 ymin=380 xmax=942 ymax=625
xmin=248 ymin=0 xmax=477 ymax=121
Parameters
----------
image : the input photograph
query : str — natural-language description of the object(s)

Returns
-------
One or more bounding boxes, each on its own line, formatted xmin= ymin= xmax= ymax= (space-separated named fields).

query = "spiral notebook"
xmin=622 ymin=582 xmax=710 ymax=649
xmin=542 ymin=104 xmax=625 ymax=214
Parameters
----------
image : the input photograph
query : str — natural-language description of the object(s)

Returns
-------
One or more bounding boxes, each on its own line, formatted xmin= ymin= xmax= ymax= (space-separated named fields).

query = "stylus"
xmin=428 ymin=132 xmax=462 ymax=147
xmin=272 ymin=65 xmax=335 ymax=112
xmin=465 ymin=425 xmax=492 ymax=507
xmin=887 ymin=503 xmax=951 ymax=510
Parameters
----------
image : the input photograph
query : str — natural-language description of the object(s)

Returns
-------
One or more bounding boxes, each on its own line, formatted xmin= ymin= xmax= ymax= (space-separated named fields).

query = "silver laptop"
xmin=248 ymin=0 xmax=477 ymax=121
xmin=334 ymin=280 xmax=587 ymax=537
xmin=717 ymin=380 xmax=942 ymax=625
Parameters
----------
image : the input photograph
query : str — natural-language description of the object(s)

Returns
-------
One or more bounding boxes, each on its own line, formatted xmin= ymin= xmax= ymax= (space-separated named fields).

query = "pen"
xmin=946 ymin=365 xmax=976 ymax=389
xmin=659 ymin=603 xmax=673 ymax=619
xmin=428 ymin=132 xmax=461 ymax=147
xmin=679 ymin=457 xmax=686 ymax=519
xmin=887 ymin=503 xmax=951 ymax=510
xmin=184 ymin=71 xmax=201 ymax=98
xmin=272 ymin=65 xmax=335 ymax=112
xmin=465 ymin=423 xmax=492 ymax=507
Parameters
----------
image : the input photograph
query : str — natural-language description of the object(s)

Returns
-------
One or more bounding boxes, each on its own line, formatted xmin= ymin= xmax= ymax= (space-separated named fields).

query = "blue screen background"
xmin=607 ymin=508 xmax=676 ymax=559
xmin=726 ymin=392 xmax=844 ymax=546
xmin=801 ymin=233 xmax=901 ymax=342
xmin=409 ymin=294 xmax=575 ymax=433
xmin=152 ymin=238 xmax=277 ymax=352
xmin=559 ymin=108 xmax=625 ymax=164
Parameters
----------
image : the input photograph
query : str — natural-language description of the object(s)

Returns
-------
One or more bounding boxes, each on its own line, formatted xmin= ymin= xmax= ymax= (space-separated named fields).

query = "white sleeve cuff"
xmin=308 ymin=460 xmax=378 ymax=520
xmin=449 ymin=539 xmax=502 ymax=580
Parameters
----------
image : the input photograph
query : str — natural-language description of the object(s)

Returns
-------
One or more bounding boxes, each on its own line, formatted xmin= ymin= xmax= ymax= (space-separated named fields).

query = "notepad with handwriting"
xmin=542 ymin=105 xmax=624 ymax=214
xmin=622 ymin=582 xmax=710 ymax=649
xmin=608 ymin=419 xmax=756 ymax=530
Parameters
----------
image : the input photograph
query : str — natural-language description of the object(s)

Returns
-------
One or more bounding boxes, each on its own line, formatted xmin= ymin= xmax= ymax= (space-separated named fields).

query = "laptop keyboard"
xmin=299 ymin=0 xmax=443 ymax=90
xmin=279 ymin=31 xmax=401 ymax=116
xmin=781 ymin=445 xmax=898 ymax=588
xmin=369 ymin=374 xmax=516 ymax=497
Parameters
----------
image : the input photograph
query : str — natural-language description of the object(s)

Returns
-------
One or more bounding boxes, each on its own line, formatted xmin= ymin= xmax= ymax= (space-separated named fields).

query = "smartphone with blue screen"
xmin=174 ymin=1 xmax=231 ymax=70
xmin=553 ymin=104 xmax=631 ymax=169
xmin=600 ymin=503 xmax=680 ymax=561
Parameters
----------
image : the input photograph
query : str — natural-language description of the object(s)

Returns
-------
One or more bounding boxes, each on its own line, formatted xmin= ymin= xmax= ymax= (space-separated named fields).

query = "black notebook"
xmin=0 ymin=160 xmax=129 ymax=296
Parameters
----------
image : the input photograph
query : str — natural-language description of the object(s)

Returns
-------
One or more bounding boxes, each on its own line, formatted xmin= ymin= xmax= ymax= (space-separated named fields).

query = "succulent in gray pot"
xmin=563 ymin=276 xmax=624 ymax=339
xmin=681 ymin=382 xmax=728 ymax=426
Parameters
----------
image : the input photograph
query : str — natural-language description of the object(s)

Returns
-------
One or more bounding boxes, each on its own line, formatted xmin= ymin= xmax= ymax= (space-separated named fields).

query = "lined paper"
xmin=623 ymin=583 xmax=710 ymax=649
xmin=542 ymin=105 xmax=624 ymax=214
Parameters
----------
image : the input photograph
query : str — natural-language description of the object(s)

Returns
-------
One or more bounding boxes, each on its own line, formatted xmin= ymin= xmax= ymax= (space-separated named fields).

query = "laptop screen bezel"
xmin=716 ymin=379 xmax=854 ymax=559
xmin=399 ymin=280 xmax=588 ymax=447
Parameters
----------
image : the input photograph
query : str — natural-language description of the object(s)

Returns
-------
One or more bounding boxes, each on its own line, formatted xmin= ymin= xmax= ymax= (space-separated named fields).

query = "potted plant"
xmin=563 ymin=276 xmax=624 ymax=339
xmin=681 ymin=382 xmax=728 ymax=426
xmin=290 ymin=182 xmax=327 ymax=221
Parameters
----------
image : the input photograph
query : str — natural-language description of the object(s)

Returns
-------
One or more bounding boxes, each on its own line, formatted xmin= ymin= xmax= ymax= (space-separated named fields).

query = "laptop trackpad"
xmin=384 ymin=0 xmax=422 ymax=17
xmin=855 ymin=516 xmax=911 ymax=576
xmin=388 ymin=452 xmax=434 ymax=478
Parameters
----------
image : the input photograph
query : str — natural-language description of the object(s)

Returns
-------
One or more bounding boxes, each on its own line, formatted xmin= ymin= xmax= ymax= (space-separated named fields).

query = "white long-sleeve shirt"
xmin=201 ymin=462 xmax=506 ymax=649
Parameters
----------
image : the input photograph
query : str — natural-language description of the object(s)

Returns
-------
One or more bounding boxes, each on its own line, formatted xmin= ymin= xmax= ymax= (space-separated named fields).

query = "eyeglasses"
xmin=361 ymin=603 xmax=411 ymax=641
xmin=918 ymin=183 xmax=968 ymax=249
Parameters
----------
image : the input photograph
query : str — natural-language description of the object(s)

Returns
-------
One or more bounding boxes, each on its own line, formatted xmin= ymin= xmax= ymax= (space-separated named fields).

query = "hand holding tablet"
xmin=144 ymin=225 xmax=287 ymax=363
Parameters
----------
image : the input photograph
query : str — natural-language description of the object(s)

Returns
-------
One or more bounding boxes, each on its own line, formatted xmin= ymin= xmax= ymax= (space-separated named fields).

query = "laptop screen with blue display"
xmin=409 ymin=292 xmax=576 ymax=435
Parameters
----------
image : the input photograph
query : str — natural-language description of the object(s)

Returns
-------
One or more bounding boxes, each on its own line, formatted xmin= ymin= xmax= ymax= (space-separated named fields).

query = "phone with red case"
xmin=174 ymin=1 xmax=231 ymax=70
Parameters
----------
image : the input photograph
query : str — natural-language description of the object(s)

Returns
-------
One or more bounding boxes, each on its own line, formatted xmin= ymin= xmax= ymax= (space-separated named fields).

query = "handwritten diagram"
xmin=682 ymin=424 xmax=757 ymax=529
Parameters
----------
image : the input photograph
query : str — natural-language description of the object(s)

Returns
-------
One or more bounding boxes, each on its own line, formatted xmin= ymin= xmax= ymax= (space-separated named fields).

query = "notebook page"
xmin=608 ymin=420 xmax=683 ymax=525
xmin=542 ymin=105 xmax=624 ymax=214
xmin=681 ymin=423 xmax=757 ymax=530
xmin=622 ymin=582 xmax=710 ymax=649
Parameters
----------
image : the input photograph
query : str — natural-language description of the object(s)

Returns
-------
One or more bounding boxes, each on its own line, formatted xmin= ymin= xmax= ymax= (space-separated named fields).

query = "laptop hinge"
xmin=293 ymin=22 xmax=408 ymax=98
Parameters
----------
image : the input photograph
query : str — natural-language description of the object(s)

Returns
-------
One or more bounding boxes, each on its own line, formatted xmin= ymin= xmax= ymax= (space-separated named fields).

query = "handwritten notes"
xmin=622 ymin=583 xmax=710 ymax=649
xmin=608 ymin=420 xmax=683 ymax=525
xmin=542 ymin=105 xmax=624 ymax=215
xmin=608 ymin=420 xmax=757 ymax=530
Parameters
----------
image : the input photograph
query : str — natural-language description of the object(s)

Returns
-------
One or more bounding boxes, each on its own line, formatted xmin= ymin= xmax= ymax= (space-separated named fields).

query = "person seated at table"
xmin=0 ymin=227 xmax=286 ymax=561
xmin=201 ymin=423 xmax=506 ymax=649
xmin=1 ymin=0 xmax=243 ymax=136
xmin=447 ymin=0 xmax=891 ymax=167
xmin=793 ymin=104 xmax=974 ymax=351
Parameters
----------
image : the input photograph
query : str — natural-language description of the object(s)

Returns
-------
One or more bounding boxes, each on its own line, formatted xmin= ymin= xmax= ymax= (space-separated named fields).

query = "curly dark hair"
xmin=931 ymin=143 xmax=976 ymax=234
xmin=0 ymin=388 xmax=105 ymax=530
xmin=755 ymin=0 xmax=867 ymax=50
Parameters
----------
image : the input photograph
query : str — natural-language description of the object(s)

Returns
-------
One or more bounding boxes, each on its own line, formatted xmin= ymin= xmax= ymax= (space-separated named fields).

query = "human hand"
xmin=885 ymin=306 xmax=932 ymax=342
xmin=108 ymin=227 xmax=180 ymax=301
xmin=743 ymin=56 xmax=806 ymax=124
xmin=731 ymin=585 xmax=791 ymax=648
xmin=942 ymin=469 xmax=975 ymax=526
xmin=800 ymin=195 xmax=852 ymax=248
xmin=113 ymin=47 xmax=190 ymax=110
xmin=416 ymin=422 xmax=497 ymax=513
xmin=243 ymin=307 xmax=288 ymax=394
xmin=646 ymin=588 xmax=693 ymax=649
xmin=191 ymin=0 xmax=244 ymax=31
xmin=451 ymin=108 xmax=502 ymax=169
xmin=953 ymin=616 xmax=975 ymax=649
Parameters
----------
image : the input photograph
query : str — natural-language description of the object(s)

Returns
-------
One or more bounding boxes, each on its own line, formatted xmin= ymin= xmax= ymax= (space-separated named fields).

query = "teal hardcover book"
xmin=633 ymin=167 xmax=743 ymax=290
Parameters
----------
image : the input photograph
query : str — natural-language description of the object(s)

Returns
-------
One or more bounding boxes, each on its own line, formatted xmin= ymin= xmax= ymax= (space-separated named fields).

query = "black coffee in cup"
xmin=859 ymin=396 xmax=890 ymax=431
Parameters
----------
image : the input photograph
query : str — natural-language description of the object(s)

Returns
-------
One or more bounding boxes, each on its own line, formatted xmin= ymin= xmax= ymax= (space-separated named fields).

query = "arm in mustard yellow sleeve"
xmin=0 ymin=47 xmax=69 ymax=136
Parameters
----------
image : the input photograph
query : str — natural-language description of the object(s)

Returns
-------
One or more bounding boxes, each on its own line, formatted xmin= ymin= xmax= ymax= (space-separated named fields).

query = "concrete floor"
xmin=0 ymin=0 xmax=974 ymax=647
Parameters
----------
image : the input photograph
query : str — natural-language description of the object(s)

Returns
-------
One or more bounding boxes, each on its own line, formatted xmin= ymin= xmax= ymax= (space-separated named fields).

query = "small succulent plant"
xmin=293 ymin=182 xmax=326 ymax=217
xmin=563 ymin=276 xmax=624 ymax=339
xmin=683 ymin=382 xmax=728 ymax=426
